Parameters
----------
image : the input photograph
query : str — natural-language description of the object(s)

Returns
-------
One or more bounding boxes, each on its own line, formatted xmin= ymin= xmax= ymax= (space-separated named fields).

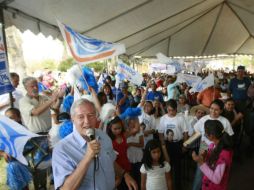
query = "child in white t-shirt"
xmin=127 ymin=117 xmax=144 ymax=189
xmin=139 ymin=101 xmax=156 ymax=146
xmin=140 ymin=139 xmax=172 ymax=190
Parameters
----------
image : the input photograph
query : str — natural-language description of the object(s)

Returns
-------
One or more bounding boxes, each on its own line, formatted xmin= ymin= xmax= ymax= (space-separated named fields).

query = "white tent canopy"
xmin=2 ymin=0 xmax=254 ymax=57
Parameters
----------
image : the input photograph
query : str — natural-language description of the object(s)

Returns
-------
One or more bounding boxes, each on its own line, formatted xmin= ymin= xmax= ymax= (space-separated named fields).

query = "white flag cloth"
xmin=161 ymin=65 xmax=176 ymax=75
xmin=156 ymin=52 xmax=171 ymax=64
xmin=189 ymin=74 xmax=214 ymax=93
xmin=117 ymin=60 xmax=143 ymax=86
xmin=156 ymin=52 xmax=183 ymax=73
xmin=0 ymin=116 xmax=40 ymax=165
xmin=57 ymin=21 xmax=125 ymax=65
xmin=73 ymin=85 xmax=82 ymax=102
xmin=176 ymin=73 xmax=202 ymax=87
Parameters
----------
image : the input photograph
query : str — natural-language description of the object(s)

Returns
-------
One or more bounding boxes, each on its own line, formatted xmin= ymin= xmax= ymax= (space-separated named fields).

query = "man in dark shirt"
xmin=228 ymin=65 xmax=251 ymax=112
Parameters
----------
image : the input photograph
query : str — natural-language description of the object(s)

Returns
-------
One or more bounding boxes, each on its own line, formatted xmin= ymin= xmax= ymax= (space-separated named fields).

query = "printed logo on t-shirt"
xmin=166 ymin=128 xmax=174 ymax=142
xmin=143 ymin=118 xmax=151 ymax=128
xmin=164 ymin=124 xmax=176 ymax=140
xmin=166 ymin=124 xmax=176 ymax=129
xmin=237 ymin=83 xmax=246 ymax=90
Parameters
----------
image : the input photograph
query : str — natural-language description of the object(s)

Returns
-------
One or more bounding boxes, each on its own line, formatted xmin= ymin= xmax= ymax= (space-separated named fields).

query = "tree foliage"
xmin=58 ymin=58 xmax=75 ymax=72
xmin=86 ymin=61 xmax=105 ymax=72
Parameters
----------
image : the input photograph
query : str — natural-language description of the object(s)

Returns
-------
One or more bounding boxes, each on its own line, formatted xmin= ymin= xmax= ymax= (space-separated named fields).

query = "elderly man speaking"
xmin=52 ymin=98 xmax=137 ymax=190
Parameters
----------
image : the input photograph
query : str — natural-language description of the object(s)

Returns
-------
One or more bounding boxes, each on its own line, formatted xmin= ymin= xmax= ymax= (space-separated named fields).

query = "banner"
xmin=156 ymin=52 xmax=183 ymax=73
xmin=149 ymin=63 xmax=175 ymax=74
xmin=0 ymin=116 xmax=39 ymax=165
xmin=0 ymin=24 xmax=14 ymax=95
xmin=149 ymin=63 xmax=167 ymax=73
xmin=117 ymin=60 xmax=143 ymax=86
xmin=161 ymin=65 xmax=176 ymax=75
xmin=189 ymin=73 xmax=214 ymax=93
xmin=176 ymin=73 xmax=202 ymax=87
xmin=58 ymin=21 xmax=125 ymax=64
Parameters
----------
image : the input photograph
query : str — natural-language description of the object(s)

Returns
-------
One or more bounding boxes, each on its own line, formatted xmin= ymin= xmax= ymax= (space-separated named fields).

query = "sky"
xmin=21 ymin=30 xmax=64 ymax=63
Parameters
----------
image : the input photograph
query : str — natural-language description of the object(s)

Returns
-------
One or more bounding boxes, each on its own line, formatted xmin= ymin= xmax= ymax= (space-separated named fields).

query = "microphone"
xmin=86 ymin=128 xmax=98 ymax=159
xmin=86 ymin=128 xmax=95 ymax=141
xmin=86 ymin=129 xmax=99 ymax=188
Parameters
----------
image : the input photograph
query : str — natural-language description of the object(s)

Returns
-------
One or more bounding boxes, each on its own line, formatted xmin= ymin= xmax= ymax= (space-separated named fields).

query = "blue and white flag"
xmin=58 ymin=21 xmax=125 ymax=64
xmin=0 ymin=116 xmax=39 ymax=165
xmin=176 ymin=73 xmax=202 ymax=87
xmin=0 ymin=24 xmax=14 ymax=95
xmin=115 ymin=73 xmax=125 ymax=89
xmin=189 ymin=73 xmax=214 ymax=93
xmin=97 ymin=73 xmax=107 ymax=90
xmin=79 ymin=67 xmax=99 ymax=93
xmin=117 ymin=60 xmax=143 ymax=86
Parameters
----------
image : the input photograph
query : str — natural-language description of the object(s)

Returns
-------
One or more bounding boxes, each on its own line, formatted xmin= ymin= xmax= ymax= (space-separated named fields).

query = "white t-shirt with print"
xmin=140 ymin=161 xmax=171 ymax=190
xmin=139 ymin=111 xmax=156 ymax=145
xmin=194 ymin=115 xmax=234 ymax=146
xmin=158 ymin=114 xmax=188 ymax=141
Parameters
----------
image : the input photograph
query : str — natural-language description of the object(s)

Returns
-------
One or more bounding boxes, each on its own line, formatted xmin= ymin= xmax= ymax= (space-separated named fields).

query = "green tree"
xmin=40 ymin=59 xmax=57 ymax=70
xmin=86 ymin=61 xmax=105 ymax=72
xmin=58 ymin=58 xmax=75 ymax=72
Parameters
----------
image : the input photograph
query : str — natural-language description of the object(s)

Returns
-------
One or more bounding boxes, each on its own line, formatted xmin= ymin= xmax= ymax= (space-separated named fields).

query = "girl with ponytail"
xmin=192 ymin=120 xmax=233 ymax=190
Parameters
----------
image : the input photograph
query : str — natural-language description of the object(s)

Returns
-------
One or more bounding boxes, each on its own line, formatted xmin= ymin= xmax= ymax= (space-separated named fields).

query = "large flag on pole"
xmin=0 ymin=24 xmax=14 ymax=95
xmin=0 ymin=116 xmax=39 ymax=165
xmin=189 ymin=73 xmax=214 ymax=93
xmin=117 ymin=60 xmax=143 ymax=86
xmin=57 ymin=21 xmax=125 ymax=64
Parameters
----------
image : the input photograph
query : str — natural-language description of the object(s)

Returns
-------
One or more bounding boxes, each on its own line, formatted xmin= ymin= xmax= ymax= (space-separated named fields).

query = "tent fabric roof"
xmin=2 ymin=0 xmax=254 ymax=57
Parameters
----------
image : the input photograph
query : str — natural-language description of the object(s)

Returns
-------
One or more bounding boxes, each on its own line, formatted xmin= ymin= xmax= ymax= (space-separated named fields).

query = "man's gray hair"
xmin=70 ymin=98 xmax=98 ymax=116
xmin=22 ymin=76 xmax=37 ymax=88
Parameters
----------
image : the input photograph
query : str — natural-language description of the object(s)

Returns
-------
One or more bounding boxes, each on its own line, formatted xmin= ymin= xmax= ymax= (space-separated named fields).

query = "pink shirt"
xmin=200 ymin=144 xmax=233 ymax=190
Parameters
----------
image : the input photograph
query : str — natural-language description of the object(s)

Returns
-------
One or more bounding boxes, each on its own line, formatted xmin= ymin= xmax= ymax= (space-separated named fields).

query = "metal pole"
xmin=233 ymin=55 xmax=236 ymax=70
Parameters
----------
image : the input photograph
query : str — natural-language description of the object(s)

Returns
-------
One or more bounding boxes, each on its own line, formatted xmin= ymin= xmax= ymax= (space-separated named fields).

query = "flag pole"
xmin=115 ymin=57 xmax=119 ymax=106
xmin=76 ymin=63 xmax=91 ymax=93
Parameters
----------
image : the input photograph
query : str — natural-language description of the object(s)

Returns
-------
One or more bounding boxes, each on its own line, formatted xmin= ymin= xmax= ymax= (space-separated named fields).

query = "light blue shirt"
xmin=52 ymin=127 xmax=116 ymax=190
xmin=167 ymin=81 xmax=179 ymax=100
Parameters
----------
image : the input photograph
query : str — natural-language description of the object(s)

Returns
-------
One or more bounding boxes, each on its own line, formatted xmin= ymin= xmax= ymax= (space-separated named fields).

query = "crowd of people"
xmin=0 ymin=65 xmax=253 ymax=190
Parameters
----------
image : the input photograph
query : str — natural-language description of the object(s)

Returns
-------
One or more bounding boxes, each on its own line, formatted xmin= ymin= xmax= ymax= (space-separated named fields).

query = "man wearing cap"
xmin=228 ymin=65 xmax=251 ymax=112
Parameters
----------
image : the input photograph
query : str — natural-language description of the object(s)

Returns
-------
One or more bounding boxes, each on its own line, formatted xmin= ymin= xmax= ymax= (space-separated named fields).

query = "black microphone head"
xmin=86 ymin=128 xmax=95 ymax=141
